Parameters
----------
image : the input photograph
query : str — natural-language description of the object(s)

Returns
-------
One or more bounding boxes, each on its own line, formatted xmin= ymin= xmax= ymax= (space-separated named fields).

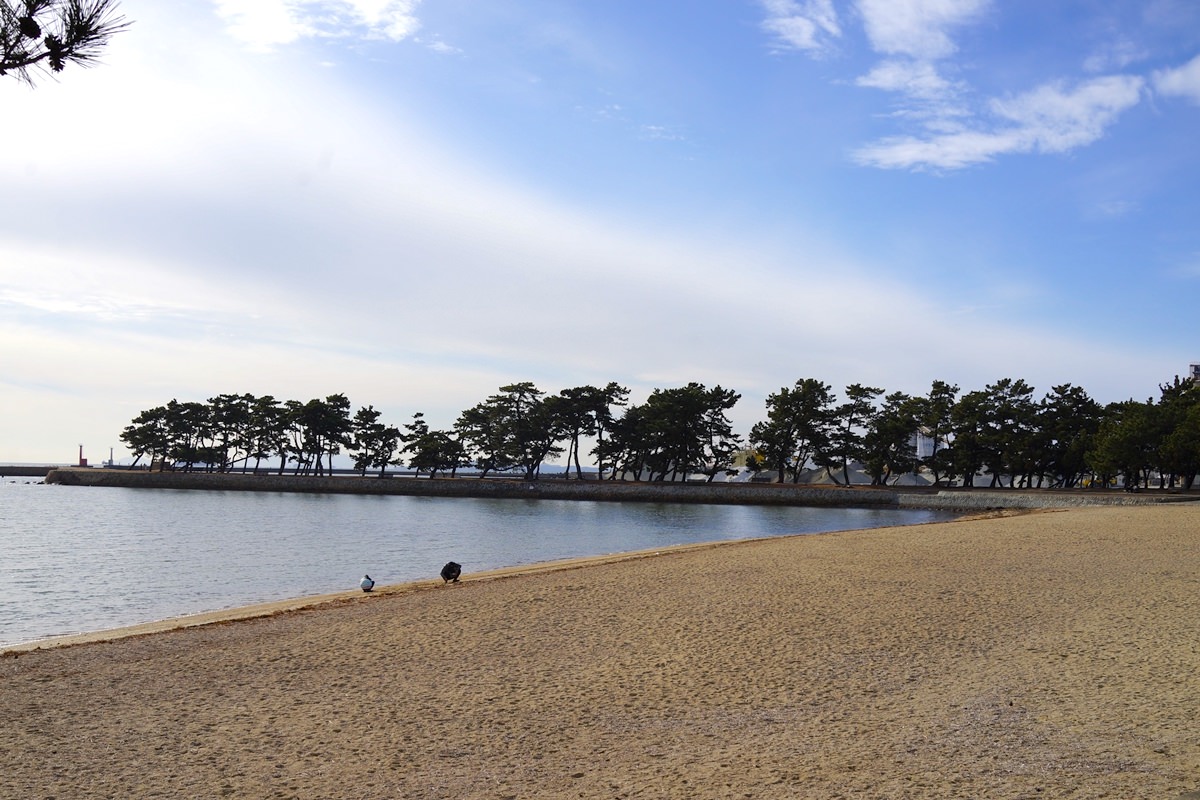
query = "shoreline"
xmin=4 ymin=512 xmax=1017 ymax=654
xmin=3 ymin=505 xmax=1198 ymax=798
xmin=0 ymin=535 xmax=761 ymax=653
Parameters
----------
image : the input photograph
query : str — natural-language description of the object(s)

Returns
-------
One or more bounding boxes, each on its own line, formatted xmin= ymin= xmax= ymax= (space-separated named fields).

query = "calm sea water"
xmin=0 ymin=481 xmax=957 ymax=647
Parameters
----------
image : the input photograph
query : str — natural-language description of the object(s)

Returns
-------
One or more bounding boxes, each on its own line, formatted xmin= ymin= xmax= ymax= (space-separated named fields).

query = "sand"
xmin=2 ymin=505 xmax=1198 ymax=799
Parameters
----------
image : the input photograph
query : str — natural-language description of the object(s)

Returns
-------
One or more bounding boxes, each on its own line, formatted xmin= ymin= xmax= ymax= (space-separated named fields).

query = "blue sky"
xmin=2 ymin=0 xmax=1199 ymax=464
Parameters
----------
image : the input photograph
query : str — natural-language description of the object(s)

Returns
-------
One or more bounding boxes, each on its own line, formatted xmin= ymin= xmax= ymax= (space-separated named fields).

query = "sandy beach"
xmin=2 ymin=505 xmax=1198 ymax=799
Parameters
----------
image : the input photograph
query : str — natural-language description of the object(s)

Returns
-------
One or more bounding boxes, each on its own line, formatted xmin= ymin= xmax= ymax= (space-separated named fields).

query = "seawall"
xmin=43 ymin=468 xmax=1198 ymax=510
xmin=1 ymin=466 xmax=60 ymax=478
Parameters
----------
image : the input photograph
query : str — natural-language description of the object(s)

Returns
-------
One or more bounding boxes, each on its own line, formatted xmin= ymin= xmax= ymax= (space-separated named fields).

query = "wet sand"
xmin=2 ymin=505 xmax=1198 ymax=799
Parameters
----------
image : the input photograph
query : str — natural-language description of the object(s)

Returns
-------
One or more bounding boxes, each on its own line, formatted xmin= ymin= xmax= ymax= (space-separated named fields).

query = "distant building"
xmin=1191 ymin=363 xmax=1200 ymax=383
xmin=913 ymin=428 xmax=938 ymax=460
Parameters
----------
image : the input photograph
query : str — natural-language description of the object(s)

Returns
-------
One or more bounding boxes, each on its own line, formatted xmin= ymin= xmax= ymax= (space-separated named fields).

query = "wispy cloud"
xmin=639 ymin=124 xmax=685 ymax=142
xmin=1082 ymin=38 xmax=1147 ymax=74
xmin=758 ymin=1 xmax=1174 ymax=170
xmin=855 ymin=0 xmax=990 ymax=61
xmin=422 ymin=37 xmax=461 ymax=55
xmin=854 ymin=75 xmax=1145 ymax=169
xmin=760 ymin=0 xmax=841 ymax=54
xmin=214 ymin=0 xmax=421 ymax=51
xmin=845 ymin=0 xmax=997 ymax=147
xmin=1153 ymin=53 xmax=1200 ymax=104
xmin=855 ymin=59 xmax=958 ymax=101
xmin=763 ymin=1 xmax=995 ymax=166
xmin=990 ymin=76 xmax=1145 ymax=151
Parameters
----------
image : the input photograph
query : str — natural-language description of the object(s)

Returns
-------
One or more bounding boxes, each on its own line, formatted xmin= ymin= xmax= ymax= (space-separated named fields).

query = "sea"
xmin=0 ymin=480 xmax=958 ymax=648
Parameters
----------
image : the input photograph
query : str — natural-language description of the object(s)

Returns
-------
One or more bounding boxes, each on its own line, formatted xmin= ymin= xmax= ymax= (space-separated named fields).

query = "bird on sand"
xmin=360 ymin=574 xmax=375 ymax=592
xmin=440 ymin=562 xmax=462 ymax=584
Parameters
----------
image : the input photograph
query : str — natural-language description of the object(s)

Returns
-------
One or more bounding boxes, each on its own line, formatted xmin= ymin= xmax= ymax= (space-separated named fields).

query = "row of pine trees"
xmin=119 ymin=375 xmax=1200 ymax=490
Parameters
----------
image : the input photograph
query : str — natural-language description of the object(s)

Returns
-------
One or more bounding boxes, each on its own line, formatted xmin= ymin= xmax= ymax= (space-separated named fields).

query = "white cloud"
xmin=991 ymin=75 xmax=1145 ymax=151
xmin=856 ymin=58 xmax=957 ymax=100
xmin=1153 ymin=53 xmax=1200 ymax=104
xmin=766 ymin=0 xmax=989 ymax=66
xmin=760 ymin=0 xmax=841 ymax=54
xmin=211 ymin=1 xmax=310 ymax=50
xmin=764 ymin=1 xmax=1000 ymax=163
xmin=855 ymin=74 xmax=1145 ymax=169
xmin=762 ymin=0 xmax=1152 ymax=171
xmin=423 ymin=38 xmax=461 ymax=55
xmin=349 ymin=0 xmax=419 ymax=38
xmin=1082 ymin=38 xmax=1147 ymax=74
xmin=639 ymin=124 xmax=684 ymax=142
xmin=850 ymin=0 xmax=992 ymax=116
xmin=855 ymin=0 xmax=990 ymax=61
xmin=213 ymin=0 xmax=420 ymax=51
xmin=852 ymin=128 xmax=1015 ymax=170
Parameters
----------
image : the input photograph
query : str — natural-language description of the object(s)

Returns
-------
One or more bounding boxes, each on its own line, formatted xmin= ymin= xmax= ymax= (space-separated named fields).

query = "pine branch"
xmin=1 ymin=0 xmax=129 ymax=85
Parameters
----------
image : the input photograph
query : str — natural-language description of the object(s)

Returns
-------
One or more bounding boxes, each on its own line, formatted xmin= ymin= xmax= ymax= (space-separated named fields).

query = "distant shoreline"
xmin=42 ymin=467 xmax=1199 ymax=510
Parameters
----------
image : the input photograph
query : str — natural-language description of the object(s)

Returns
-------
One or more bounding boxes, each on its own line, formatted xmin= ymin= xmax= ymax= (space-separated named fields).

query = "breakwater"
xmin=44 ymin=468 xmax=1197 ymax=510
xmin=1 ymin=466 xmax=59 ymax=478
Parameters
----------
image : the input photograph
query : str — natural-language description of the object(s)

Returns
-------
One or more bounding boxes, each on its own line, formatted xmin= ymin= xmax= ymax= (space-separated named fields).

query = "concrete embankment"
xmin=44 ymin=468 xmax=897 ymax=507
xmin=43 ymin=468 xmax=1197 ymax=510
xmin=1 ymin=466 xmax=59 ymax=478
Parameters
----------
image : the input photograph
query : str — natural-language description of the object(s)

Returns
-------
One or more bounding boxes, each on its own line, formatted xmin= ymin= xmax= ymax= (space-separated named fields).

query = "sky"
xmin=2 ymin=0 xmax=1200 ymax=465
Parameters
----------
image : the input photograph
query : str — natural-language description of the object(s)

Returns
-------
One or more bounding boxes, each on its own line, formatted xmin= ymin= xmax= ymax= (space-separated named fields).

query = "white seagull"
xmin=360 ymin=574 xmax=375 ymax=592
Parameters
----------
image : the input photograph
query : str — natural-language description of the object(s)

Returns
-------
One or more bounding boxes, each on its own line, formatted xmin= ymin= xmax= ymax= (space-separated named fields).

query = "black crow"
xmin=440 ymin=561 xmax=462 ymax=583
